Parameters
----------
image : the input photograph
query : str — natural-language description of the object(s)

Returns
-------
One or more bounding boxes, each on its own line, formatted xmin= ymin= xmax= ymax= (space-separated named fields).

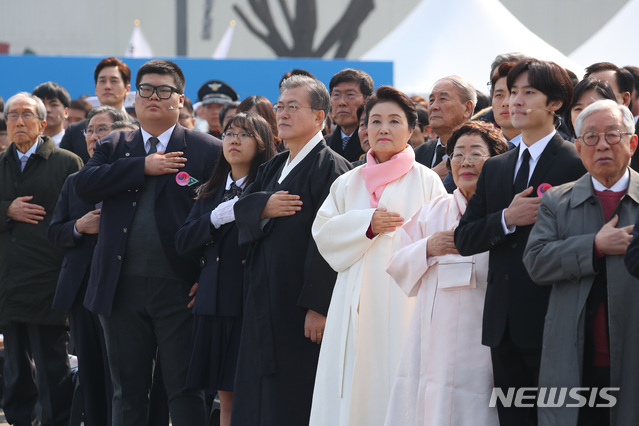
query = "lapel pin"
xmin=537 ymin=183 xmax=552 ymax=197
xmin=176 ymin=171 xmax=199 ymax=187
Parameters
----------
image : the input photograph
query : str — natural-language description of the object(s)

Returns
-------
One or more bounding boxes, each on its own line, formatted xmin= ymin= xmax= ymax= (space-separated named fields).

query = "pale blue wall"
xmin=0 ymin=56 xmax=393 ymax=105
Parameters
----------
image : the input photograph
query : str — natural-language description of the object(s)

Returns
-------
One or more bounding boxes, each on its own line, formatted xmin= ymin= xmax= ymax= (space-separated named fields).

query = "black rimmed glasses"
xmin=579 ymin=130 xmax=632 ymax=146
xmin=137 ymin=84 xmax=180 ymax=99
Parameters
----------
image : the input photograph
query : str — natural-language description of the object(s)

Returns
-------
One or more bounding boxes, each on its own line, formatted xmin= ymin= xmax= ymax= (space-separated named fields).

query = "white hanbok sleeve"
xmin=385 ymin=201 xmax=436 ymax=297
xmin=312 ymin=177 xmax=377 ymax=273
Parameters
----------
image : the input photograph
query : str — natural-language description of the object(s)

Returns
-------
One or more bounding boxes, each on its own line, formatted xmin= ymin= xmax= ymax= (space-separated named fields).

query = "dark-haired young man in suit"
xmin=60 ymin=57 xmax=132 ymax=163
xmin=75 ymin=59 xmax=222 ymax=426
xmin=455 ymin=58 xmax=586 ymax=426
xmin=327 ymin=68 xmax=374 ymax=162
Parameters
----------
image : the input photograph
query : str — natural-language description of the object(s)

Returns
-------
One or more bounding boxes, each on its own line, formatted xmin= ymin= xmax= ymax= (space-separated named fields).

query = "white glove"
xmin=210 ymin=196 xmax=239 ymax=229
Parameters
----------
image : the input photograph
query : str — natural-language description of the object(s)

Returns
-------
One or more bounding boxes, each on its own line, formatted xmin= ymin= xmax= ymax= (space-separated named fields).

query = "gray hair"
xmin=87 ymin=105 xmax=130 ymax=124
xmin=434 ymin=76 xmax=477 ymax=115
xmin=279 ymin=75 xmax=331 ymax=128
xmin=109 ymin=121 xmax=139 ymax=133
xmin=4 ymin=92 xmax=47 ymax=121
xmin=574 ymin=99 xmax=635 ymax=137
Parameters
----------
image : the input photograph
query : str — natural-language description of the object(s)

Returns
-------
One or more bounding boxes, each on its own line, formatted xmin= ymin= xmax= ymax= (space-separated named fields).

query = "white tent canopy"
xmin=569 ymin=0 xmax=639 ymax=67
xmin=362 ymin=0 xmax=584 ymax=95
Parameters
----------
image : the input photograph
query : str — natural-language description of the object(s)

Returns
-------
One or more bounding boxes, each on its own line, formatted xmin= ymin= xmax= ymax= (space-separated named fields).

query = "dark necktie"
xmin=434 ymin=144 xmax=446 ymax=166
xmin=513 ymin=148 xmax=531 ymax=194
xmin=222 ymin=181 xmax=243 ymax=202
xmin=147 ymin=137 xmax=159 ymax=155
xmin=341 ymin=135 xmax=350 ymax=151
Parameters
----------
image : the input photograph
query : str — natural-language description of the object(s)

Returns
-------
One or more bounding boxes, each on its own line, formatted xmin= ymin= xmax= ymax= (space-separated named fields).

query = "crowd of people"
xmin=1 ymin=52 xmax=639 ymax=426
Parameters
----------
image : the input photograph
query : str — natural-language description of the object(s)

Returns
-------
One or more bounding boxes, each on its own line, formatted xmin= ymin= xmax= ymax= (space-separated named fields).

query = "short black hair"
xmin=32 ymin=81 xmax=71 ymax=108
xmin=330 ymin=68 xmax=374 ymax=99
xmin=136 ymin=60 xmax=185 ymax=94
xmin=564 ymin=78 xmax=617 ymax=137
xmin=507 ymin=58 xmax=573 ymax=116
xmin=585 ymin=62 xmax=634 ymax=96
xmin=219 ymin=101 xmax=240 ymax=127
xmin=415 ymin=104 xmax=429 ymax=131
xmin=365 ymin=85 xmax=417 ymax=130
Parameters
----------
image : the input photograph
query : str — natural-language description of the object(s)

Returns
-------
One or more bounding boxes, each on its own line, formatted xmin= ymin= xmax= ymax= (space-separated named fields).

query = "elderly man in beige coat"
xmin=524 ymin=99 xmax=639 ymax=426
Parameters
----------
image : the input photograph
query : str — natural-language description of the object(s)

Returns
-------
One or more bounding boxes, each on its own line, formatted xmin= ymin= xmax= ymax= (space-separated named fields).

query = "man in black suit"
xmin=416 ymin=75 xmax=476 ymax=192
xmin=326 ymin=68 xmax=374 ymax=162
xmin=75 ymin=59 xmax=222 ymax=426
xmin=455 ymin=58 xmax=586 ymax=426
xmin=49 ymin=106 xmax=130 ymax=426
xmin=60 ymin=57 xmax=132 ymax=163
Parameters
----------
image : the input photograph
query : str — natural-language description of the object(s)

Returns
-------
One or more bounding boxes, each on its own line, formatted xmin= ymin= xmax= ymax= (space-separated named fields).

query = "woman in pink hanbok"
xmin=385 ymin=121 xmax=507 ymax=426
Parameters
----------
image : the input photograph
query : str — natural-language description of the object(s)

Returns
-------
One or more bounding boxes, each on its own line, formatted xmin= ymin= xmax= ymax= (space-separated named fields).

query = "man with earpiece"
xmin=455 ymin=58 xmax=587 ymax=426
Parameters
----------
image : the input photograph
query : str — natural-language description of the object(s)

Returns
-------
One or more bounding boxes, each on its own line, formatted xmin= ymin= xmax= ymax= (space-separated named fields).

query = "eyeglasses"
xmin=84 ymin=126 xmax=110 ymax=138
xmin=450 ymin=150 xmax=490 ymax=165
xmin=273 ymin=104 xmax=313 ymax=114
xmin=221 ymin=132 xmax=254 ymax=143
xmin=6 ymin=112 xmax=38 ymax=122
xmin=579 ymin=130 xmax=632 ymax=146
xmin=330 ymin=92 xmax=362 ymax=101
xmin=137 ymin=84 xmax=180 ymax=100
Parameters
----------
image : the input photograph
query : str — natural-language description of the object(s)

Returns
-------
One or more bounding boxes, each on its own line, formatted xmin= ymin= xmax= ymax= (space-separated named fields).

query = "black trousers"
xmin=2 ymin=322 xmax=74 ymax=426
xmin=99 ymin=275 xmax=206 ymax=426
xmin=68 ymin=290 xmax=111 ymax=426
xmin=490 ymin=326 xmax=542 ymax=426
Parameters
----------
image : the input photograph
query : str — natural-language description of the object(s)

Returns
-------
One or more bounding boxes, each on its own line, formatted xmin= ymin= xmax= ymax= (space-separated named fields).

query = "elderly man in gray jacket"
xmin=524 ymin=99 xmax=639 ymax=426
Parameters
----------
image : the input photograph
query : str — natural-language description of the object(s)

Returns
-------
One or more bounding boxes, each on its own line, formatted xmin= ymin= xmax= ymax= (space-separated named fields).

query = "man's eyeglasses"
xmin=221 ymin=132 xmax=254 ymax=143
xmin=84 ymin=126 xmax=110 ymax=138
xmin=273 ymin=104 xmax=313 ymax=114
xmin=137 ymin=84 xmax=180 ymax=100
xmin=6 ymin=112 xmax=38 ymax=122
xmin=578 ymin=130 xmax=632 ymax=146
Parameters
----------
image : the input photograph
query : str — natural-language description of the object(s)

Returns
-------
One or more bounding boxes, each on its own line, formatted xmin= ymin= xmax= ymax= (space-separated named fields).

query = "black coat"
xmin=74 ymin=125 xmax=222 ymax=316
xmin=230 ymin=141 xmax=352 ymax=426
xmin=0 ymin=137 xmax=83 ymax=325
xmin=175 ymin=186 xmax=245 ymax=317
xmin=60 ymin=119 xmax=90 ymax=164
xmin=455 ymin=134 xmax=586 ymax=348
xmin=327 ymin=126 xmax=364 ymax=162
xmin=48 ymin=172 xmax=98 ymax=311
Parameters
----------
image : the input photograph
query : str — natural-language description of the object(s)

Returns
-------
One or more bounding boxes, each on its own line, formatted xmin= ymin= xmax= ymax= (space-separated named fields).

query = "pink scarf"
xmin=361 ymin=145 xmax=415 ymax=208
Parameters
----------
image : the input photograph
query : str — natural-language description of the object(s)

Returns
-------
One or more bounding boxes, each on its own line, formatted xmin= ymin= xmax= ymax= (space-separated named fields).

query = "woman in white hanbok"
xmin=309 ymin=86 xmax=446 ymax=426
xmin=385 ymin=121 xmax=508 ymax=426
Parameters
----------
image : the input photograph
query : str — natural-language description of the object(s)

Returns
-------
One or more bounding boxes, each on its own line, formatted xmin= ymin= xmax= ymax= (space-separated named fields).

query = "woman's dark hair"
xmin=446 ymin=121 xmax=508 ymax=170
xmin=364 ymin=85 xmax=417 ymax=130
xmin=237 ymin=95 xmax=281 ymax=147
xmin=197 ymin=112 xmax=276 ymax=199
xmin=564 ymin=77 xmax=617 ymax=137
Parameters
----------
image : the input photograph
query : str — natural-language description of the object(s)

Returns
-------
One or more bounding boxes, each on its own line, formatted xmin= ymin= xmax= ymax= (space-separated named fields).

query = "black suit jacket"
xmin=454 ymin=133 xmax=586 ymax=348
xmin=74 ymin=125 xmax=222 ymax=316
xmin=175 ymin=186 xmax=246 ymax=317
xmin=414 ymin=139 xmax=438 ymax=168
xmin=327 ymin=127 xmax=364 ymax=162
xmin=60 ymin=119 xmax=90 ymax=164
xmin=48 ymin=173 xmax=98 ymax=311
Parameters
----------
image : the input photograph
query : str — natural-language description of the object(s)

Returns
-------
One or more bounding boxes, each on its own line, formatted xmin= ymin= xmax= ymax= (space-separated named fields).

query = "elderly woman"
xmin=310 ymin=86 xmax=446 ymax=426
xmin=384 ymin=121 xmax=507 ymax=426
